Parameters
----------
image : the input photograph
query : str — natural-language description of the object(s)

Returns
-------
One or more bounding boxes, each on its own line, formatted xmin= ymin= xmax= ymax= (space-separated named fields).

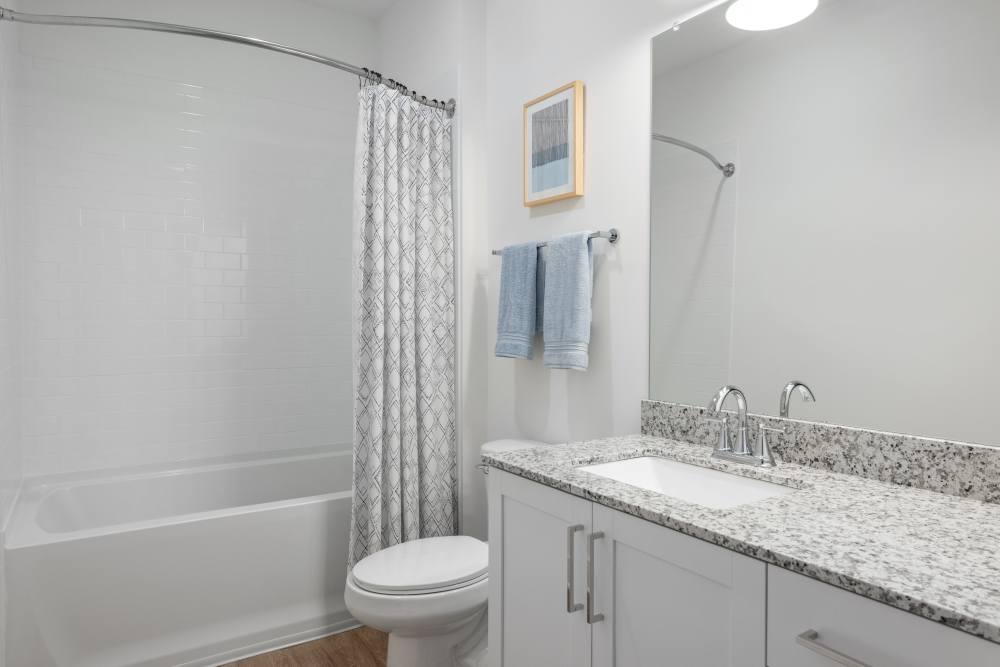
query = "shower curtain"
xmin=349 ymin=84 xmax=457 ymax=566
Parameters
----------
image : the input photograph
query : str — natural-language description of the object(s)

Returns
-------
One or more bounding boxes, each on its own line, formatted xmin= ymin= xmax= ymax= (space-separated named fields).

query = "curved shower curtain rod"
xmin=652 ymin=133 xmax=735 ymax=177
xmin=0 ymin=5 xmax=456 ymax=116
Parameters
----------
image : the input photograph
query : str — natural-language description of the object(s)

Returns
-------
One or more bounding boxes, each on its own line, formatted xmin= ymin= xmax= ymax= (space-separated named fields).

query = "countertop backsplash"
xmin=641 ymin=399 xmax=1000 ymax=505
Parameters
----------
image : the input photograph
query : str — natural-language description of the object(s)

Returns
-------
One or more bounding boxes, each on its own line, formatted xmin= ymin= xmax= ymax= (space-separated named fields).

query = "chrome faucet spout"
xmin=707 ymin=385 xmax=748 ymax=430
xmin=780 ymin=381 xmax=815 ymax=418
xmin=706 ymin=385 xmax=752 ymax=456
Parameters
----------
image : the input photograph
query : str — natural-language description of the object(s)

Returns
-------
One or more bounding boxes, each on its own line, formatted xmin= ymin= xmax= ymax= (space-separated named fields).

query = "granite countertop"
xmin=482 ymin=434 xmax=1000 ymax=645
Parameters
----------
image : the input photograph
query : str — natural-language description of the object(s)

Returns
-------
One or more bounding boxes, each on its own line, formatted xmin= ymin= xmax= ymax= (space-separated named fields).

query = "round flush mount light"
xmin=725 ymin=0 xmax=818 ymax=31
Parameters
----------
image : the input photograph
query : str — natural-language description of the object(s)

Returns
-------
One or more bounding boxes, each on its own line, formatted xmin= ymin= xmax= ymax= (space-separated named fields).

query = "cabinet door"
xmin=488 ymin=469 xmax=593 ymax=667
xmin=591 ymin=505 xmax=765 ymax=667
xmin=768 ymin=566 xmax=1000 ymax=667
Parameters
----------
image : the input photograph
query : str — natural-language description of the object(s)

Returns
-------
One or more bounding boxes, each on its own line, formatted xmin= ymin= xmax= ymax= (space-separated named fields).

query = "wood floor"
xmin=223 ymin=627 xmax=388 ymax=667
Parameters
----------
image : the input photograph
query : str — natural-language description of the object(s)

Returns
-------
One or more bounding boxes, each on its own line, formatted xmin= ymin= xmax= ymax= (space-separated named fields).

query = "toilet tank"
xmin=480 ymin=439 xmax=546 ymax=456
xmin=479 ymin=439 xmax=545 ymax=474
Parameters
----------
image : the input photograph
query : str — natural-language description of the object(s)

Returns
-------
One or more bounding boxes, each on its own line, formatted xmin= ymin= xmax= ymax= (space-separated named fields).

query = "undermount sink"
xmin=578 ymin=456 xmax=795 ymax=509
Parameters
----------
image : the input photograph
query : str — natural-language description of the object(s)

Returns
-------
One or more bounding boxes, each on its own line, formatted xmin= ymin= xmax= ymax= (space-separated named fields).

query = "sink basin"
xmin=578 ymin=456 xmax=795 ymax=509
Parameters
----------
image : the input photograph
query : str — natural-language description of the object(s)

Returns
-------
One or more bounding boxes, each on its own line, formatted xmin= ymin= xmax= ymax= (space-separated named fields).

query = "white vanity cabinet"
xmin=489 ymin=467 xmax=1000 ymax=667
xmin=488 ymin=469 xmax=765 ymax=667
xmin=487 ymin=470 xmax=593 ymax=667
xmin=590 ymin=505 xmax=765 ymax=666
xmin=767 ymin=567 xmax=1000 ymax=667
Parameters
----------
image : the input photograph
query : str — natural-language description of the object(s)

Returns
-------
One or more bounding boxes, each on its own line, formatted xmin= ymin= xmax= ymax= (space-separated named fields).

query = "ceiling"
xmin=653 ymin=2 xmax=750 ymax=77
xmin=653 ymin=0 xmax=841 ymax=77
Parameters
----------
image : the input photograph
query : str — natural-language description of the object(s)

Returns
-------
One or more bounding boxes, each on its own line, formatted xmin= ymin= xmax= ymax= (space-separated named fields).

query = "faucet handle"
xmin=703 ymin=416 xmax=732 ymax=453
xmin=755 ymin=424 xmax=783 ymax=467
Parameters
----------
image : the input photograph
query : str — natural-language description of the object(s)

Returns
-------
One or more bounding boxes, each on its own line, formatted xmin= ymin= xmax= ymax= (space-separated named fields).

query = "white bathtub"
xmin=4 ymin=449 xmax=356 ymax=667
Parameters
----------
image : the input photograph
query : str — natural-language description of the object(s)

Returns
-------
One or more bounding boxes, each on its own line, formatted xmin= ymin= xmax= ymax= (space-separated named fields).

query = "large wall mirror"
xmin=649 ymin=0 xmax=1000 ymax=445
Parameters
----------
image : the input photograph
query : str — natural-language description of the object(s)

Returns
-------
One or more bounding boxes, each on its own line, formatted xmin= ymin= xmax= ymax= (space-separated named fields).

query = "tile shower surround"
xmin=641 ymin=399 xmax=1000 ymax=504
xmin=9 ymin=18 xmax=370 ymax=475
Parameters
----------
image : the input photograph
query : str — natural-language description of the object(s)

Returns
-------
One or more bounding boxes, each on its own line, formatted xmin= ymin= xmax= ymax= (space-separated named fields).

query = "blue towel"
xmin=543 ymin=232 xmax=593 ymax=370
xmin=495 ymin=242 xmax=539 ymax=359
xmin=535 ymin=245 xmax=546 ymax=332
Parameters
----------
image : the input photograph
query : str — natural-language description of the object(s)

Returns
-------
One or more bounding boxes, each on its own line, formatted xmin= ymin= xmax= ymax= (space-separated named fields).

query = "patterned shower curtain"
xmin=349 ymin=84 xmax=457 ymax=566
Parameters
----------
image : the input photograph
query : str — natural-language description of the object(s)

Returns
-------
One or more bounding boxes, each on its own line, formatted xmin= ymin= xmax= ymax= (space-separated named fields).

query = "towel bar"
xmin=490 ymin=228 xmax=619 ymax=256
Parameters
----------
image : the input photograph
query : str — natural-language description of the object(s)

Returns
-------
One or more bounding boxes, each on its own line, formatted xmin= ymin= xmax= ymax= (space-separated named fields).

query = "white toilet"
xmin=344 ymin=439 xmax=543 ymax=667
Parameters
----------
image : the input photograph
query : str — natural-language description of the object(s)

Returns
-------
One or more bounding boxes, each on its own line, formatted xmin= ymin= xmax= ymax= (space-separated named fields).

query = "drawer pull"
xmin=796 ymin=629 xmax=872 ymax=667
xmin=586 ymin=531 xmax=605 ymax=624
xmin=566 ymin=525 xmax=584 ymax=613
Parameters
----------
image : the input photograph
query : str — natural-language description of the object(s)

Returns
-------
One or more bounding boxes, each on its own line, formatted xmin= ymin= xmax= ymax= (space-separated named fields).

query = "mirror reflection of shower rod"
xmin=652 ymin=133 xmax=735 ymax=177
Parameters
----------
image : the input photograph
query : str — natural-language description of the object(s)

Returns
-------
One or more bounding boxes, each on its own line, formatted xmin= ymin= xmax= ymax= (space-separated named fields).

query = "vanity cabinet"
xmin=767 ymin=566 xmax=1000 ymax=667
xmin=590 ymin=505 xmax=765 ymax=666
xmin=487 ymin=470 xmax=593 ymax=667
xmin=488 ymin=468 xmax=1000 ymax=666
xmin=488 ymin=469 xmax=765 ymax=667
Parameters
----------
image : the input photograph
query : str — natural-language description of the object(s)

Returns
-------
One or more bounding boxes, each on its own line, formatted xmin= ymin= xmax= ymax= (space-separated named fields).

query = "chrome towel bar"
xmin=490 ymin=228 xmax=619 ymax=256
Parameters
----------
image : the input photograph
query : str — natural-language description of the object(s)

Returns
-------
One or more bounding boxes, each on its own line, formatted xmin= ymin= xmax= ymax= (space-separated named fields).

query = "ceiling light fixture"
xmin=725 ymin=0 xmax=818 ymax=31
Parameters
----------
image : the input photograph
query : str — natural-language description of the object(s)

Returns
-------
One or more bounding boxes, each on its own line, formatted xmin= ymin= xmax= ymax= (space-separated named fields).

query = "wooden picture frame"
xmin=523 ymin=81 xmax=584 ymax=207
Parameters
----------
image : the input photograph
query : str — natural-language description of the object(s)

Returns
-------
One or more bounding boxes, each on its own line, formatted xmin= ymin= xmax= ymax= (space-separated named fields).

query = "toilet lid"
xmin=352 ymin=535 xmax=488 ymax=595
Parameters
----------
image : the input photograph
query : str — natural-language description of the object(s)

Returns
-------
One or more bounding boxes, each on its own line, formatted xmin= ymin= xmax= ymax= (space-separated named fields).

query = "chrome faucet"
xmin=705 ymin=385 xmax=753 ymax=458
xmin=704 ymin=385 xmax=782 ymax=467
xmin=780 ymin=381 xmax=815 ymax=418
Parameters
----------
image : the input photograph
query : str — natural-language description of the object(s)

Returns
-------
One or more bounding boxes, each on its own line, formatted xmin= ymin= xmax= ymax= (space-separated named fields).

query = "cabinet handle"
xmin=796 ymin=629 xmax=872 ymax=667
xmin=586 ymin=531 xmax=605 ymax=624
xmin=566 ymin=525 xmax=584 ymax=613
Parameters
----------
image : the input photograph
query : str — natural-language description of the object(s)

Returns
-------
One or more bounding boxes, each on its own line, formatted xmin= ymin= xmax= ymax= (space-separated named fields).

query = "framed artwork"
xmin=523 ymin=81 xmax=584 ymax=207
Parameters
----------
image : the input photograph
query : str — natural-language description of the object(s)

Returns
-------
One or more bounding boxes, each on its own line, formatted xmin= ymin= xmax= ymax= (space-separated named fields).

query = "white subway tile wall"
xmin=1 ymin=22 xmax=23 ymax=519
xmin=1 ymin=24 xmax=23 ymax=662
xmin=10 ymin=5 xmax=374 ymax=476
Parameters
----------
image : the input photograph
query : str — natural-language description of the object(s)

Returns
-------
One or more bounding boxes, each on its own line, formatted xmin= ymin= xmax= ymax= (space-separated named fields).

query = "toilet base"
xmin=387 ymin=608 xmax=488 ymax=667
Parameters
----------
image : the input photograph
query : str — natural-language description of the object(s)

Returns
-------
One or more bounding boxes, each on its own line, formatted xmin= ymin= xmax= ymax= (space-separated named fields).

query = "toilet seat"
xmin=352 ymin=535 xmax=488 ymax=596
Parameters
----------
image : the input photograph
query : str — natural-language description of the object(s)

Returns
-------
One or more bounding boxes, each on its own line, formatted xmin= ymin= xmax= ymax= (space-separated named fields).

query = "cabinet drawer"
xmin=767 ymin=567 xmax=1000 ymax=667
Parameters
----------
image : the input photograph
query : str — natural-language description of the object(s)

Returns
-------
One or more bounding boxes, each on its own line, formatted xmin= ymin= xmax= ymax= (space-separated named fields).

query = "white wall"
xmin=651 ymin=0 xmax=1000 ymax=444
xmin=483 ymin=0 xmax=708 ymax=446
xmin=11 ymin=0 xmax=375 ymax=475
xmin=454 ymin=1 xmax=489 ymax=541
xmin=376 ymin=0 xmax=459 ymax=103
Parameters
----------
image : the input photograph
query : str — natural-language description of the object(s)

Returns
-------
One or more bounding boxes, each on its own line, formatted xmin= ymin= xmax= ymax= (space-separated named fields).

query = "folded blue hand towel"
xmin=535 ymin=245 xmax=546 ymax=333
xmin=495 ymin=242 xmax=539 ymax=359
xmin=543 ymin=232 xmax=593 ymax=370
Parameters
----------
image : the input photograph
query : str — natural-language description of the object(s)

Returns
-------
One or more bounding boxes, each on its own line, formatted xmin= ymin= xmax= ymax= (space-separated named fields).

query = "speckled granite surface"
xmin=641 ymin=400 xmax=1000 ymax=504
xmin=482 ymin=435 xmax=1000 ymax=645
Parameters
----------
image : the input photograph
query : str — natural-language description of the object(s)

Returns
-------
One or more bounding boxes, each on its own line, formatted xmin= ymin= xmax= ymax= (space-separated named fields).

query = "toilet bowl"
xmin=344 ymin=439 xmax=545 ymax=667
xmin=344 ymin=535 xmax=489 ymax=667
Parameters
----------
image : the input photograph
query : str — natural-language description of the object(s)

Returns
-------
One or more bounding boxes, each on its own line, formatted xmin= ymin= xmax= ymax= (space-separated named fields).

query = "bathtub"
xmin=4 ymin=449 xmax=356 ymax=667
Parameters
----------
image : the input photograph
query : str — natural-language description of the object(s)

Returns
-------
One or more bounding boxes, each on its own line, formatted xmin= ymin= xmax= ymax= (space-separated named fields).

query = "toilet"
xmin=344 ymin=439 xmax=543 ymax=667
